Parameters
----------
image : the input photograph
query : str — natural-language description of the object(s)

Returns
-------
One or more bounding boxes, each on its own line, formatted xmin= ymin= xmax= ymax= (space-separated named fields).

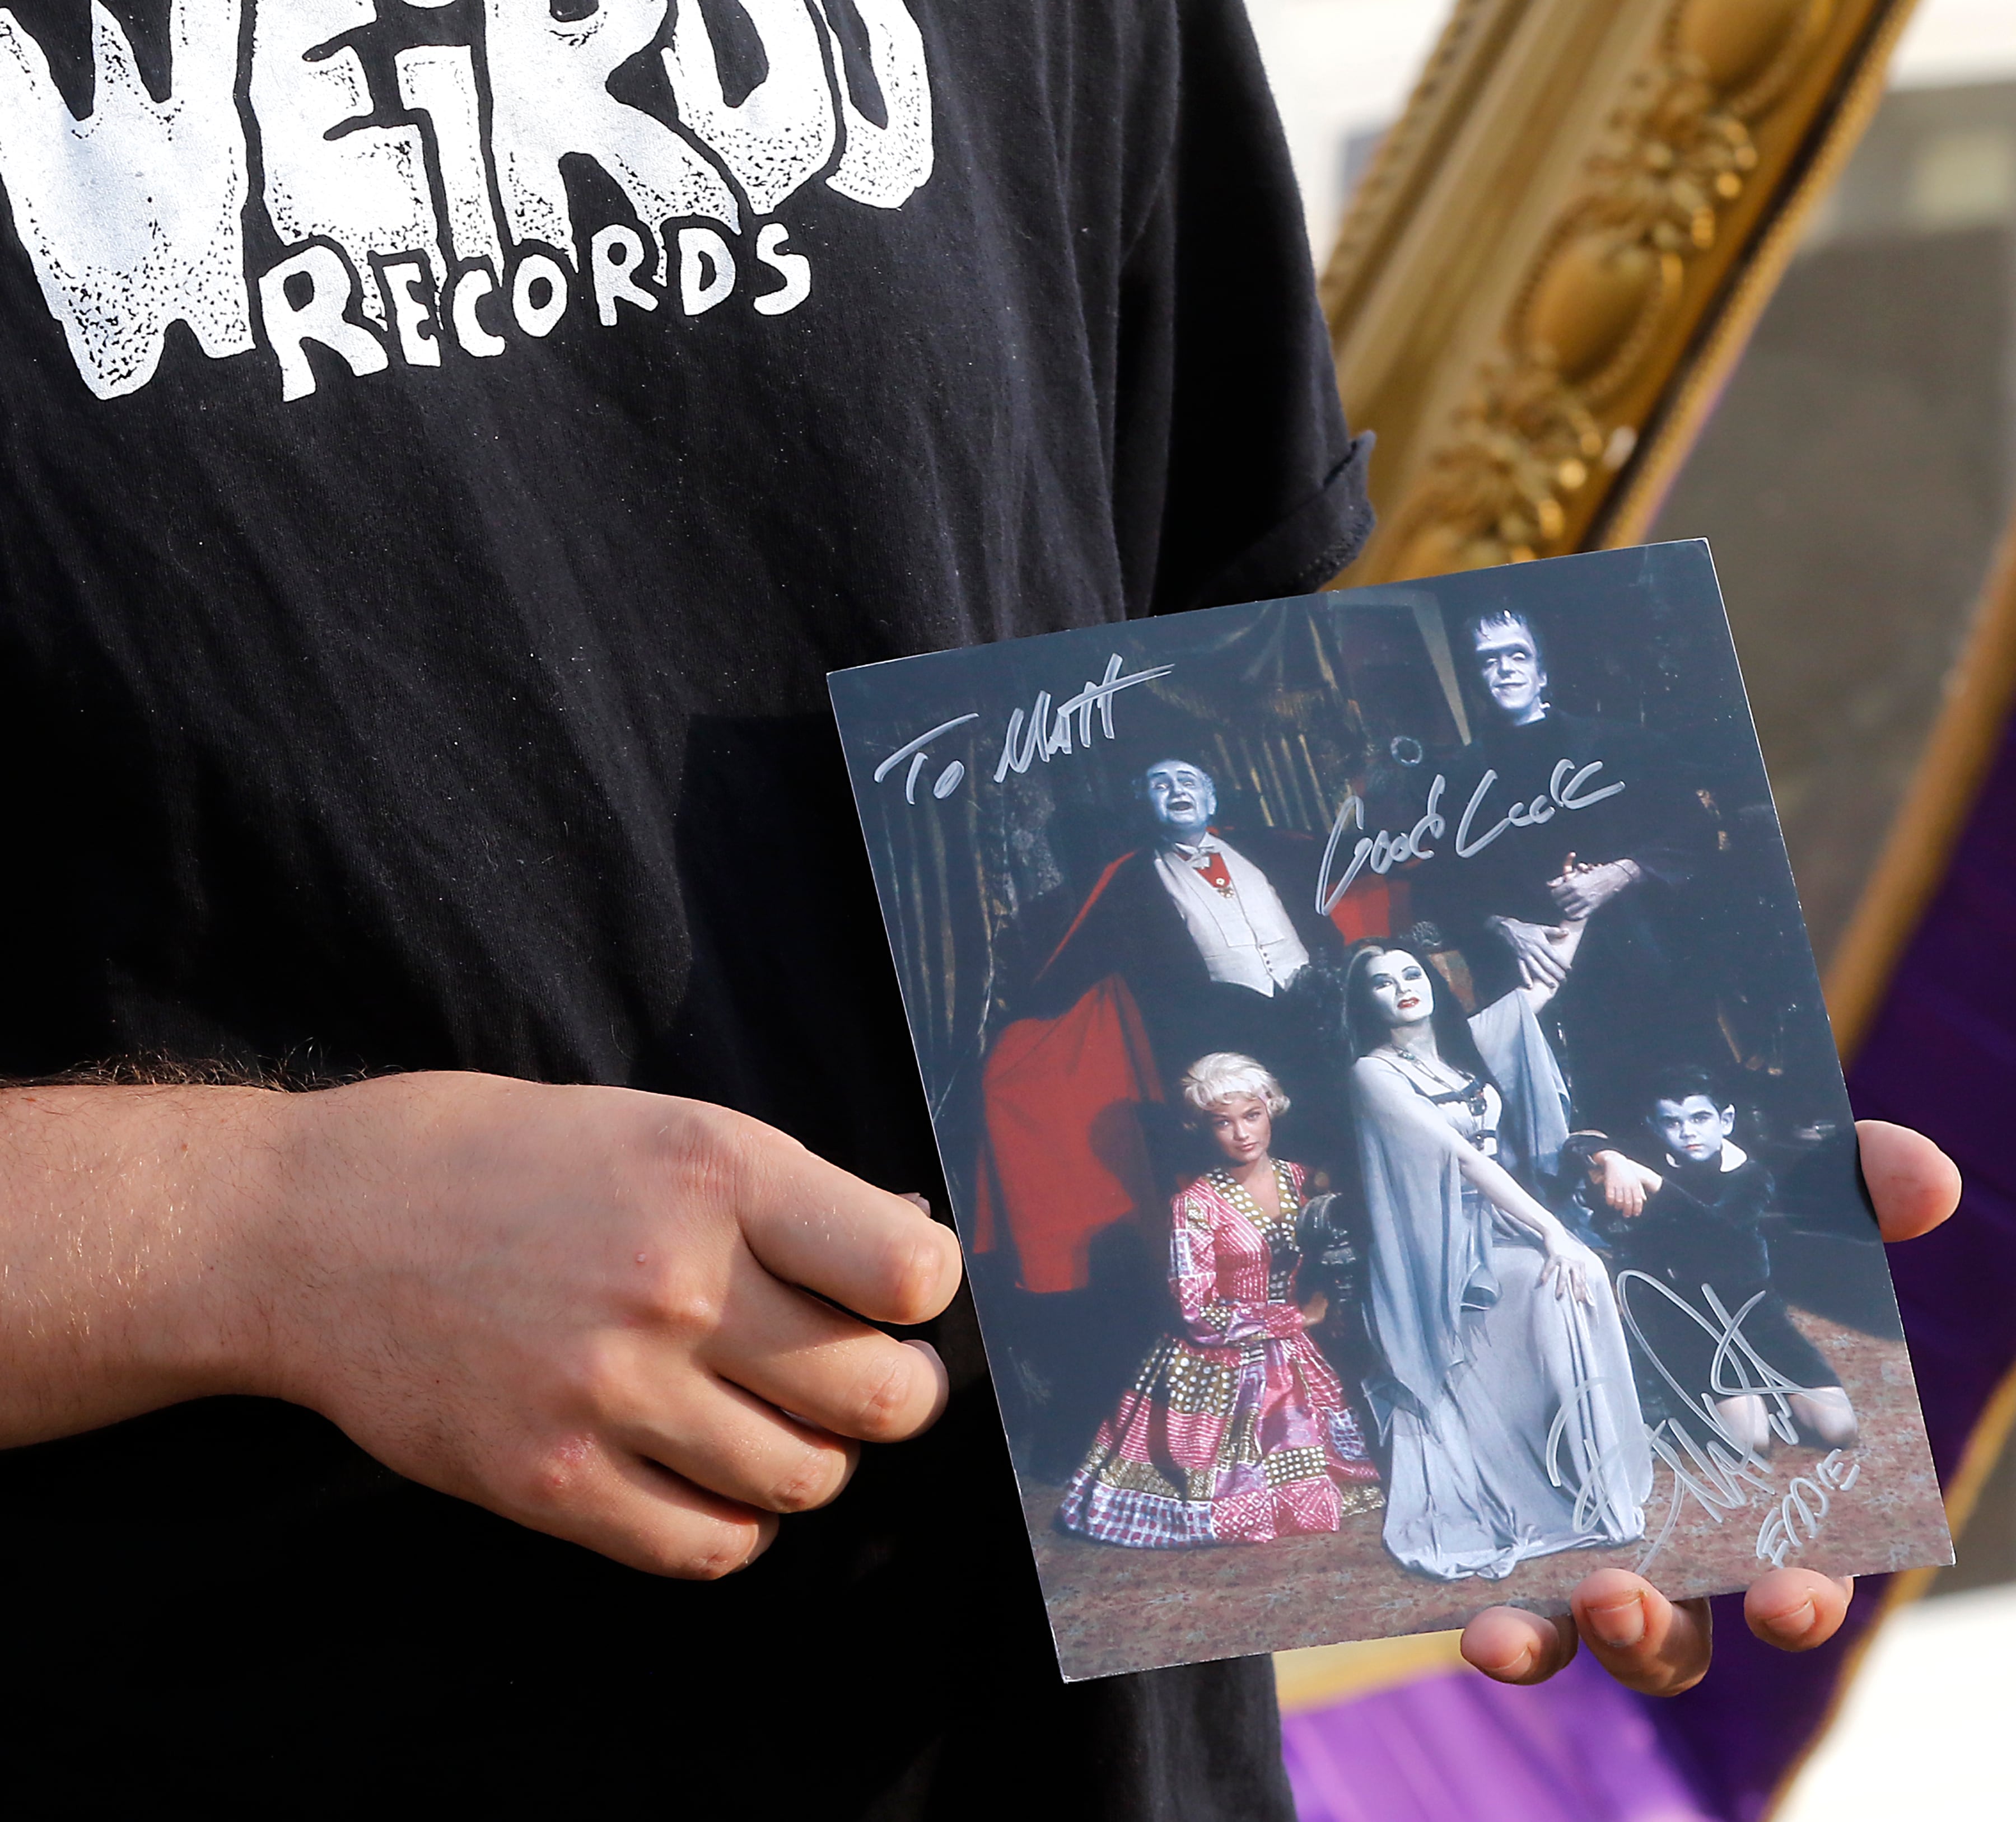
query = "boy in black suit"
xmin=1571 ymin=1067 xmax=1857 ymax=1454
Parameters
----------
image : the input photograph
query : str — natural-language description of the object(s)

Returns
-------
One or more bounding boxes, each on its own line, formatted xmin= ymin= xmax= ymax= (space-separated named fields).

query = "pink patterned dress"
xmin=1058 ymin=1161 xmax=1383 ymax=1547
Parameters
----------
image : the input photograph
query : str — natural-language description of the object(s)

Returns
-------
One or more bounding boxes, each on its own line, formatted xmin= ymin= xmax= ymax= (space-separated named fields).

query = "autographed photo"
xmin=829 ymin=542 xmax=1950 ymax=1680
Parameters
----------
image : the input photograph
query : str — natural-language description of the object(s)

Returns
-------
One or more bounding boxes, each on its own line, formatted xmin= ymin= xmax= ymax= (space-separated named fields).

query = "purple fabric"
xmin=1286 ymin=716 xmax=2016 ymax=1822
xmin=1283 ymin=1651 xmax=1716 ymax=1822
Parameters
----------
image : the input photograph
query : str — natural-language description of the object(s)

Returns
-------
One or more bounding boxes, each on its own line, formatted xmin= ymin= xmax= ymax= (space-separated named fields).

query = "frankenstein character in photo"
xmin=1344 ymin=938 xmax=1652 ymax=1581
xmin=1412 ymin=606 xmax=1719 ymax=1133
xmin=1058 ymin=1054 xmax=1382 ymax=1548
xmin=1569 ymin=1067 xmax=1856 ymax=1453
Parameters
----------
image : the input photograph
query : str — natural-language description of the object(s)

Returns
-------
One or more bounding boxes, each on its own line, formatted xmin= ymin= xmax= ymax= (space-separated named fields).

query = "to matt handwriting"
xmin=872 ymin=655 xmax=1175 ymax=803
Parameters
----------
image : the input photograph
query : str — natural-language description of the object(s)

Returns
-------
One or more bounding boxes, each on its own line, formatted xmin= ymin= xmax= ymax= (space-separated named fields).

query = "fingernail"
xmin=1586 ymin=1594 xmax=1646 ymax=1649
xmin=1464 ymin=1634 xmax=1530 ymax=1680
xmin=1763 ymin=1597 xmax=1817 ymax=1643
xmin=907 ymin=1330 xmax=951 ymax=1386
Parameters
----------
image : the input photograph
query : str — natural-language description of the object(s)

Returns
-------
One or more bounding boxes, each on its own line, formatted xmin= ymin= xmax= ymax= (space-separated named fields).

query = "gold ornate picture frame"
xmin=1326 ymin=0 xmax=1921 ymax=587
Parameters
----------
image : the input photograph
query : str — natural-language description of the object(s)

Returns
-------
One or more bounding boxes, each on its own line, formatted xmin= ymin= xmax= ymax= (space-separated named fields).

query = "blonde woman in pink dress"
xmin=1059 ymin=1053 xmax=1382 ymax=1547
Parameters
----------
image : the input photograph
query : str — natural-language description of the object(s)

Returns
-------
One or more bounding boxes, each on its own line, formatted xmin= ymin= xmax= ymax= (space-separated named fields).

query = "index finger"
xmin=732 ymin=1132 xmax=964 ymax=1325
xmin=1856 ymin=1120 xmax=1960 ymax=1243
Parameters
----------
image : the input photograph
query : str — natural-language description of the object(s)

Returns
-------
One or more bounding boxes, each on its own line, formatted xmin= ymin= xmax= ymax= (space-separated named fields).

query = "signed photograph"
xmin=828 ymin=542 xmax=1952 ymax=1680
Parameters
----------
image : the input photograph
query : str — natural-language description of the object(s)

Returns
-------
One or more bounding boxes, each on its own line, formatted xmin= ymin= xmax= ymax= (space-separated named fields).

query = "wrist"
xmin=0 ymin=1083 xmax=299 ymax=1440
xmin=234 ymin=1081 xmax=343 ymax=1408
xmin=247 ymin=1071 xmax=447 ymax=1414
xmin=137 ymin=1084 xmax=302 ymax=1404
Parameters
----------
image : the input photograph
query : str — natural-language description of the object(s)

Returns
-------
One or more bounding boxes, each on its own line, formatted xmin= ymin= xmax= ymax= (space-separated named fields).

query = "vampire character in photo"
xmin=976 ymin=757 xmax=1360 ymax=1477
xmin=1412 ymin=608 xmax=1720 ymax=1134
xmin=1027 ymin=756 xmax=1345 ymax=1114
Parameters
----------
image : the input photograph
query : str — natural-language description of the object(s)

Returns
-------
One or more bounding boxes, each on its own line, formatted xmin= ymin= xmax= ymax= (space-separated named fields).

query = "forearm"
xmin=1456 ymin=1145 xmax=1567 ymax=1244
xmin=1629 ymin=833 xmax=1700 ymax=887
xmin=1177 ymin=1273 xmax=1261 ymax=1344
xmin=1514 ymin=962 xmax=1569 ymax=1016
xmin=0 ymin=1084 xmax=287 ymax=1445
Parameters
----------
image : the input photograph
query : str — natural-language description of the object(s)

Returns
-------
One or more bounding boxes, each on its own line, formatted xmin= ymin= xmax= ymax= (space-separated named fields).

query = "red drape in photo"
xmin=973 ymin=977 xmax=1164 ymax=1293
xmin=1328 ymin=873 xmax=1405 ymax=945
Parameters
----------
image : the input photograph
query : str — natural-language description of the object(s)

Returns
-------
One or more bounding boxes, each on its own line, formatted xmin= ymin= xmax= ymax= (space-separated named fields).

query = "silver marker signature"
xmin=1544 ymin=1373 xmax=1648 ymax=1536
xmin=1757 ymin=1451 xmax=1860 ymax=1568
xmin=873 ymin=713 xmax=980 ymax=803
xmin=991 ymin=654 xmax=1176 ymax=783
xmin=872 ymin=655 xmax=1175 ymax=804
xmin=1609 ymin=1273 xmax=1870 ymax=1575
xmin=1316 ymin=758 xmax=1626 ymax=913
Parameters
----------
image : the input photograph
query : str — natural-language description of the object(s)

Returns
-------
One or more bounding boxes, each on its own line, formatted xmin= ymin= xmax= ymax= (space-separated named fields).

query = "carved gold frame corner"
xmin=1323 ymin=0 xmax=1922 ymax=586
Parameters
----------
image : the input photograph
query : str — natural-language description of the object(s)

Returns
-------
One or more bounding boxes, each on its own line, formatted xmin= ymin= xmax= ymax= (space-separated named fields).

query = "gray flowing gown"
xmin=1351 ymin=994 xmax=1653 ymax=1580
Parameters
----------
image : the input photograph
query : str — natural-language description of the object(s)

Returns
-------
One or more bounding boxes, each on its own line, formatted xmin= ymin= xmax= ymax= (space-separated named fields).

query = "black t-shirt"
xmin=0 ymin=2 xmax=1369 ymax=1812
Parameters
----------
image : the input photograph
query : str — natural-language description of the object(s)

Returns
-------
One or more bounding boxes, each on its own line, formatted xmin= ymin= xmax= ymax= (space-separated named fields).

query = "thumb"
xmin=1856 ymin=1121 xmax=1959 ymax=1242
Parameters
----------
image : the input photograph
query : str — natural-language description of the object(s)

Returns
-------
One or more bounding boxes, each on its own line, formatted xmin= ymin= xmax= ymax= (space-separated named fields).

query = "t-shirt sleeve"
xmin=1110 ymin=0 xmax=1374 ymax=619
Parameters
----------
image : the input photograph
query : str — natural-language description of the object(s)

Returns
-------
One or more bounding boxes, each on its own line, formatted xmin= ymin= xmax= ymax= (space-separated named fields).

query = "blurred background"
xmin=1244 ymin=2 xmax=2016 ymax=1817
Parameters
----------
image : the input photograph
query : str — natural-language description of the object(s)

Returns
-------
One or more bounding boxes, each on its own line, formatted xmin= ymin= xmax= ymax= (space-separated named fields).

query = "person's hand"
xmin=1538 ymin=1230 xmax=1595 ymax=1306
xmin=1593 ymin=1149 xmax=1660 ymax=1217
xmin=1547 ymin=855 xmax=1641 ymax=920
xmin=253 ymin=1073 xmax=963 ymax=1580
xmin=1460 ymin=1119 xmax=1959 ymax=1693
xmin=1488 ymin=914 xmax=1573 ymax=989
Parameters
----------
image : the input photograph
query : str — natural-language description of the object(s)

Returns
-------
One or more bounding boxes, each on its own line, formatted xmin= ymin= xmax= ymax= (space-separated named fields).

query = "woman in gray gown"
xmin=1343 ymin=937 xmax=1652 ymax=1581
